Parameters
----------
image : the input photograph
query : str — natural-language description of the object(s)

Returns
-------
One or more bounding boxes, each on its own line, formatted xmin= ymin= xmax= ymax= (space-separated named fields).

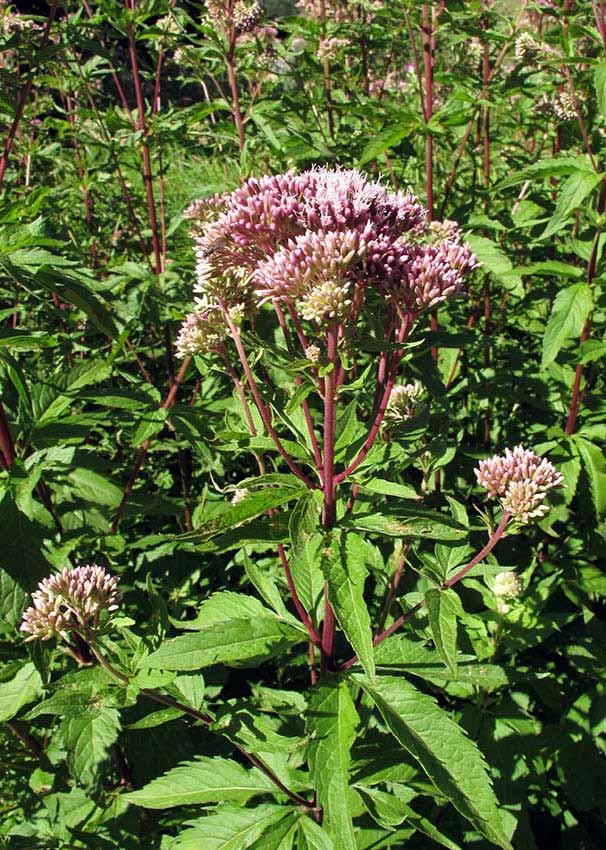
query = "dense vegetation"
xmin=1 ymin=1 xmax=605 ymax=848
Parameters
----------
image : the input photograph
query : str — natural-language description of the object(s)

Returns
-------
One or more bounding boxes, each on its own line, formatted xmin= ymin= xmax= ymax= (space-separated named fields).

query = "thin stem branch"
xmin=222 ymin=309 xmax=316 ymax=489
xmin=110 ymin=357 xmax=191 ymax=532
xmin=335 ymin=315 xmax=411 ymax=483
xmin=0 ymin=0 xmax=59 ymax=189
xmin=88 ymin=640 xmax=313 ymax=809
xmin=340 ymin=513 xmax=510 ymax=670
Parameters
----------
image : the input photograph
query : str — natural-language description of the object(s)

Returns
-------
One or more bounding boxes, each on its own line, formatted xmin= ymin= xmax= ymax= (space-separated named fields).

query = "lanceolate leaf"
xmin=541 ymin=171 xmax=602 ymax=239
xmin=297 ymin=817 xmax=335 ymax=850
xmin=144 ymin=618 xmax=303 ymax=671
xmin=171 ymin=804 xmax=292 ymax=850
xmin=322 ymin=530 xmax=375 ymax=679
xmin=125 ymin=756 xmax=276 ymax=809
xmin=353 ymin=674 xmax=513 ymax=850
xmin=0 ymin=662 xmax=43 ymax=722
xmin=575 ymin=437 xmax=606 ymax=519
xmin=542 ymin=283 xmax=593 ymax=368
xmin=425 ymin=588 xmax=460 ymax=676
xmin=307 ymin=681 xmax=358 ymax=850
xmin=288 ymin=491 xmax=324 ymax=615
xmin=60 ymin=706 xmax=120 ymax=787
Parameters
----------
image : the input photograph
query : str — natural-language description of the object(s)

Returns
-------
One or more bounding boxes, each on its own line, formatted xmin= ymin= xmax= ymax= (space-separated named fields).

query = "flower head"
xmin=184 ymin=166 xmax=476 ymax=330
xmin=384 ymin=381 xmax=425 ymax=424
xmin=20 ymin=565 xmax=120 ymax=642
xmin=493 ymin=570 xmax=523 ymax=613
xmin=176 ymin=307 xmax=226 ymax=356
xmin=475 ymin=446 xmax=563 ymax=523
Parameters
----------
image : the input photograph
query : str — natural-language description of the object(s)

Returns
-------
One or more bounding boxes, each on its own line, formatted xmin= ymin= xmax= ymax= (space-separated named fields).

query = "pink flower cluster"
xmin=20 ymin=565 xmax=120 ymax=642
xmin=475 ymin=446 xmax=563 ymax=524
xmin=181 ymin=167 xmax=478 ymax=346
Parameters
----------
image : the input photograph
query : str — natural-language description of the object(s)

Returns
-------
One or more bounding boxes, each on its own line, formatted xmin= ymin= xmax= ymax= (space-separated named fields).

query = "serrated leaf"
xmin=358 ymin=121 xmax=413 ymax=166
xmin=425 ymin=588 xmax=459 ymax=676
xmin=575 ymin=437 xmax=606 ymax=519
xmin=542 ymin=171 xmax=602 ymax=239
xmin=307 ymin=681 xmax=358 ymax=850
xmin=61 ymin=705 xmax=120 ymax=786
xmin=322 ymin=530 xmax=374 ymax=679
xmin=542 ymin=283 xmax=593 ymax=367
xmin=595 ymin=62 xmax=606 ymax=119
xmin=131 ymin=407 xmax=169 ymax=446
xmin=297 ymin=817 xmax=335 ymax=850
xmin=0 ymin=663 xmax=43 ymax=722
xmin=69 ymin=467 xmax=123 ymax=507
xmin=125 ymin=756 xmax=275 ymax=809
xmin=0 ymin=328 xmax=57 ymax=350
xmin=288 ymin=492 xmax=324 ymax=616
xmin=144 ymin=618 xmax=303 ymax=671
xmin=349 ymin=507 xmax=466 ymax=541
xmin=171 ymin=805 xmax=291 ymax=850
xmin=353 ymin=674 xmax=513 ymax=850
xmin=177 ymin=486 xmax=306 ymax=543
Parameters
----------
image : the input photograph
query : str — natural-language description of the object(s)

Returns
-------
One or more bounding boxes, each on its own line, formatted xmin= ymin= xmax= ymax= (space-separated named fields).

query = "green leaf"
xmin=144 ymin=618 xmax=303 ymax=671
xmin=34 ymin=266 xmax=120 ymax=338
xmin=69 ymin=468 xmax=123 ymax=508
xmin=465 ymin=235 xmax=522 ymax=295
xmin=374 ymin=635 xmax=512 ymax=691
xmin=358 ymin=122 xmax=413 ymax=166
xmin=61 ymin=705 xmax=120 ymax=786
xmin=425 ymin=588 xmax=459 ymax=676
xmin=349 ymin=506 xmax=466 ymax=541
xmin=542 ymin=283 xmax=593 ymax=368
xmin=542 ymin=171 xmax=602 ymax=239
xmin=307 ymin=681 xmax=358 ymax=850
xmin=171 ymin=805 xmax=292 ymax=850
xmin=177 ymin=486 xmax=306 ymax=543
xmin=594 ymin=62 xmax=606 ymax=119
xmin=0 ymin=663 xmax=43 ymax=722
xmin=288 ymin=492 xmax=324 ymax=616
xmin=353 ymin=675 xmax=513 ymax=850
xmin=297 ymin=817 xmax=335 ymax=850
xmin=131 ymin=407 xmax=169 ymax=447
xmin=0 ymin=328 xmax=57 ymax=350
xmin=322 ymin=530 xmax=374 ymax=679
xmin=125 ymin=756 xmax=275 ymax=809
xmin=575 ymin=437 xmax=606 ymax=519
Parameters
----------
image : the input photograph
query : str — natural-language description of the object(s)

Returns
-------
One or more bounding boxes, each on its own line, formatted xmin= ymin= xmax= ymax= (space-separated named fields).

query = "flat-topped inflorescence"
xmin=20 ymin=565 xmax=120 ymax=642
xmin=475 ymin=446 xmax=563 ymax=524
xmin=180 ymin=166 xmax=478 ymax=341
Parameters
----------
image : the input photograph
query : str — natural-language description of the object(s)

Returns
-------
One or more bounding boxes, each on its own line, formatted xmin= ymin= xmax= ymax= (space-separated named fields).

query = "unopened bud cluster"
xmin=20 ymin=565 xmax=120 ymax=642
xmin=180 ymin=166 xmax=478 ymax=351
xmin=233 ymin=0 xmax=263 ymax=34
xmin=206 ymin=0 xmax=263 ymax=35
xmin=475 ymin=445 xmax=563 ymax=524
xmin=493 ymin=570 xmax=523 ymax=614
xmin=514 ymin=32 xmax=554 ymax=65
xmin=537 ymin=91 xmax=577 ymax=122
xmin=384 ymin=382 xmax=425 ymax=425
